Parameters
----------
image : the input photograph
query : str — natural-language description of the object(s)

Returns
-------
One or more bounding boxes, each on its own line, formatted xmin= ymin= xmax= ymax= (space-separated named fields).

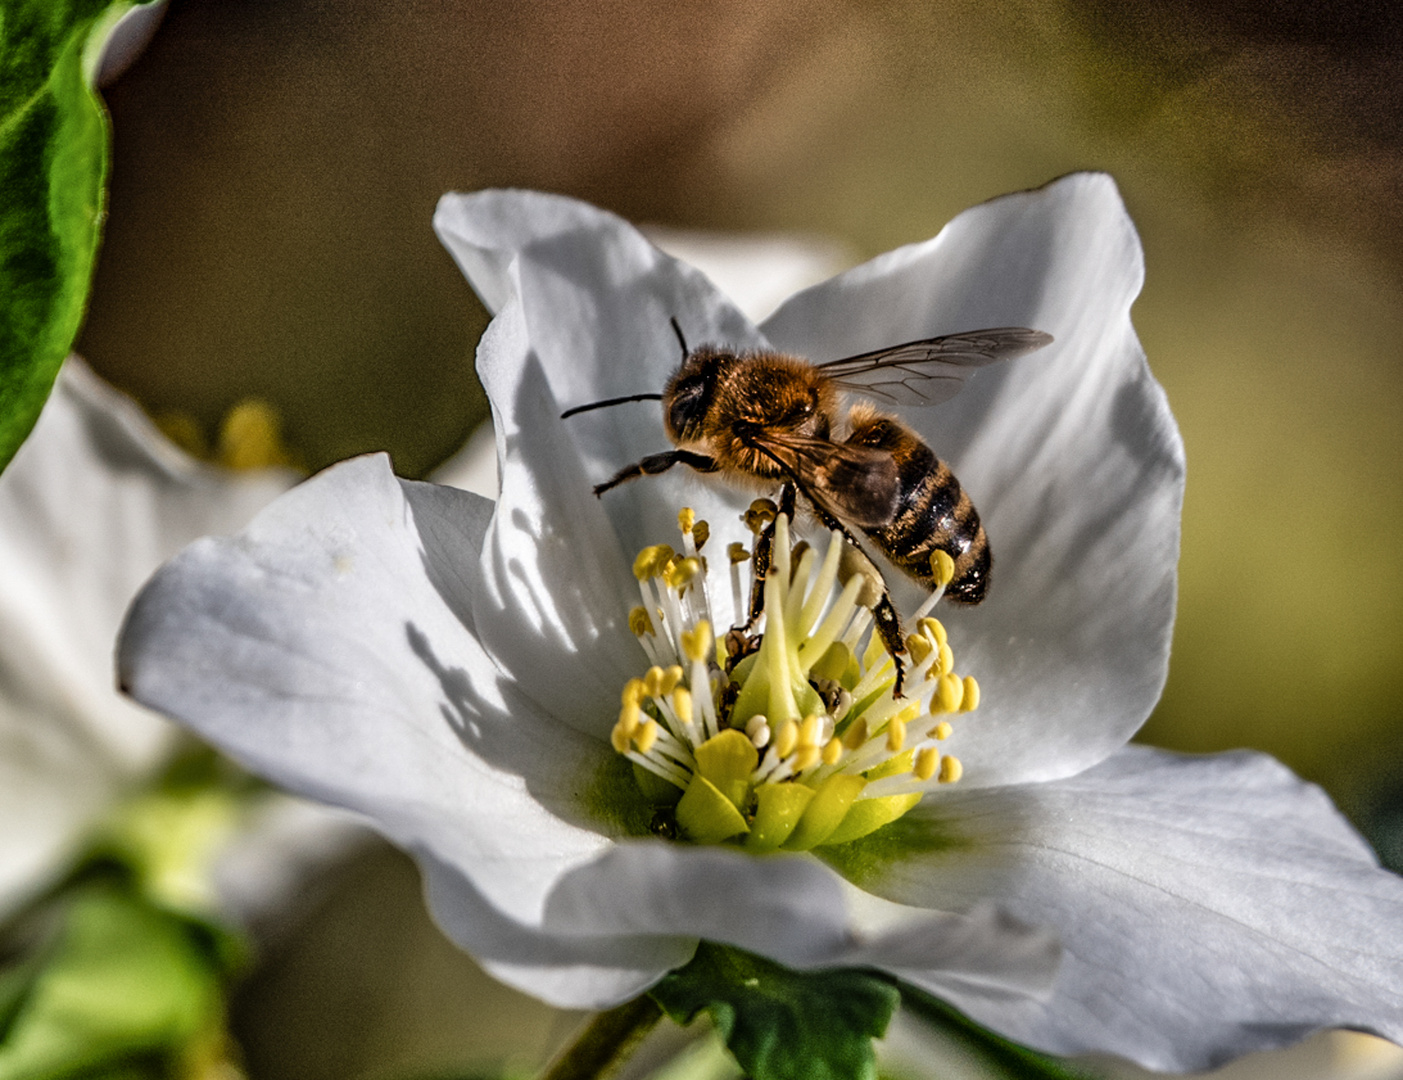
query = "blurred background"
xmin=74 ymin=0 xmax=1403 ymax=1076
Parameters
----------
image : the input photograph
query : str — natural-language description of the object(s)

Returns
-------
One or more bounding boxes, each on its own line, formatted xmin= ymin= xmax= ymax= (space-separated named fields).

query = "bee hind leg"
xmin=870 ymin=594 xmax=908 ymax=698
xmin=801 ymin=498 xmax=910 ymax=697
xmin=593 ymin=450 xmax=718 ymax=497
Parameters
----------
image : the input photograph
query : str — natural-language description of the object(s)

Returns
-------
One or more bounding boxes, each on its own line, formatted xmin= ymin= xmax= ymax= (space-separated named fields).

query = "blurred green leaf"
xmin=649 ymin=943 xmax=899 ymax=1080
xmin=0 ymin=885 xmax=229 ymax=1079
xmin=0 ymin=0 xmax=147 ymax=471
xmin=897 ymin=985 xmax=1096 ymax=1080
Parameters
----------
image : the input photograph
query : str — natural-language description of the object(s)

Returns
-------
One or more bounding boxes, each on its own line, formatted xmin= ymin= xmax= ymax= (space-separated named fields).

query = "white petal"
xmin=426 ymin=839 xmax=1057 ymax=1011
xmin=834 ymin=746 xmax=1403 ymax=1071
xmin=119 ymin=454 xmax=619 ymax=925
xmin=428 ymin=419 xmax=499 ymax=499
xmin=763 ymin=173 xmax=1183 ymax=786
xmin=434 ymin=190 xmax=762 ymax=603
xmin=460 ymin=298 xmax=654 ymax=731
xmin=0 ymin=358 xmax=292 ymax=915
xmin=641 ymin=227 xmax=853 ymax=324
xmin=542 ymin=842 xmax=1059 ymax=996
xmin=419 ymin=849 xmax=697 ymax=1008
xmin=93 ymin=0 xmax=167 ymax=86
xmin=443 ymin=255 xmax=761 ymax=729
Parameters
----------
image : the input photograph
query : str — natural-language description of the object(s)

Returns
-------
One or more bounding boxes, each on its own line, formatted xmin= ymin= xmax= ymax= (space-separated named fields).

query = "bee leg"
xmin=593 ymin=450 xmax=718 ymax=496
xmin=777 ymin=483 xmax=797 ymax=521
xmin=870 ymin=594 xmax=908 ymax=698
xmin=799 ymin=499 xmax=910 ymax=697
xmin=746 ymin=483 xmax=798 ymax=630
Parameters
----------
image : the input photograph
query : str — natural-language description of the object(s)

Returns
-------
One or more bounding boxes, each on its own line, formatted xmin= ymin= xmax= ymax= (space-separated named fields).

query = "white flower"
xmin=117 ymin=174 xmax=1403 ymax=1072
xmin=0 ymin=359 xmax=357 ymax=920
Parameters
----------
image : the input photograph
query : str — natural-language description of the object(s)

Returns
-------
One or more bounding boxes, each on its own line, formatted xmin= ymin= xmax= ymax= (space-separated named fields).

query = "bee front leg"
xmin=593 ymin=450 xmax=718 ymax=496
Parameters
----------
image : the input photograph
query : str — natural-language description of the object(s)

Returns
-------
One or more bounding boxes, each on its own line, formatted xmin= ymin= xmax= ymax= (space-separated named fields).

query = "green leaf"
xmin=0 ymin=885 xmax=230 ymax=1079
xmin=897 ymin=985 xmax=1097 ymax=1080
xmin=0 ymin=0 xmax=147 ymax=471
xmin=649 ymin=943 xmax=900 ymax=1080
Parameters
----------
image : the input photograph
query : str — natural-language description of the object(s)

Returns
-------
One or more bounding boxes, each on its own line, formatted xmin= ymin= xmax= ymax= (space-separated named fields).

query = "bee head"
xmin=663 ymin=348 xmax=728 ymax=441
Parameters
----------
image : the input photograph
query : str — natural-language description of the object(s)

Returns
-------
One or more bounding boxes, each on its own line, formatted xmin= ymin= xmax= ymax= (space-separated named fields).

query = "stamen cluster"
xmin=612 ymin=503 xmax=979 ymax=849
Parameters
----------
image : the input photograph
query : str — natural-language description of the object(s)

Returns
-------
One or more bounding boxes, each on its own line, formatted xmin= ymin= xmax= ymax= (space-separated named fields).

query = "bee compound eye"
xmin=668 ymin=378 xmax=708 ymax=435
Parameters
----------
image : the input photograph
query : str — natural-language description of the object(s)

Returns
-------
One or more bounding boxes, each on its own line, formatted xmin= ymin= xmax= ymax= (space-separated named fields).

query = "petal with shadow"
xmin=119 ymin=454 xmax=623 ymax=926
xmin=763 ymin=174 xmax=1182 ymax=787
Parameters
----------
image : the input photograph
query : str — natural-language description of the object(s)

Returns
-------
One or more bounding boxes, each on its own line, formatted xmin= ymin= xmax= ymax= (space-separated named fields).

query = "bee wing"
xmin=817 ymin=327 xmax=1052 ymax=406
xmin=751 ymin=432 xmax=899 ymax=529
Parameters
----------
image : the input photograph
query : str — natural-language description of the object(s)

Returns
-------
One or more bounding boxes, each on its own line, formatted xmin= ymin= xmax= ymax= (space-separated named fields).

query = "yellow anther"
xmin=933 ymin=672 xmax=964 ymax=714
xmin=822 ymin=737 xmax=844 ymax=766
xmin=672 ymin=686 xmax=693 ymax=725
xmin=906 ymin=634 xmax=933 ymax=665
xmin=917 ymin=617 xmax=947 ymax=648
xmin=886 ymin=717 xmax=907 ymax=753
xmin=915 ymin=746 xmax=940 ymax=782
xmin=692 ymin=520 xmax=710 ymax=550
xmin=841 ymin=717 xmax=869 ymax=750
xmin=613 ymin=702 xmax=642 ymax=753
xmin=155 ymin=412 xmax=209 ymax=459
xmin=643 ymin=666 xmax=665 ymax=698
xmin=960 ymin=675 xmax=981 ymax=712
xmin=660 ymin=665 xmax=684 ymax=695
xmin=895 ymin=700 xmax=921 ymax=726
xmin=635 ymin=719 xmax=660 ymax=755
xmin=667 ymin=556 xmax=702 ymax=590
xmin=628 ymin=606 xmax=654 ymax=637
xmin=793 ymin=746 xmax=821 ymax=772
xmin=728 ymin=542 xmax=750 ymax=565
xmin=678 ymin=507 xmax=696 ymax=534
xmin=800 ymin=714 xmax=822 ymax=747
xmin=681 ymin=620 xmax=713 ymax=663
xmin=622 ymin=678 xmax=647 ymax=707
xmin=938 ymin=754 xmax=963 ymax=784
xmin=936 ymin=642 xmax=954 ymax=677
xmin=930 ymin=549 xmax=956 ymax=588
xmin=218 ymin=399 xmax=298 ymax=471
xmin=773 ymin=719 xmax=798 ymax=758
xmin=927 ymin=720 xmax=953 ymax=741
xmin=633 ymin=544 xmax=676 ymax=581
xmin=744 ymin=499 xmax=778 ymax=534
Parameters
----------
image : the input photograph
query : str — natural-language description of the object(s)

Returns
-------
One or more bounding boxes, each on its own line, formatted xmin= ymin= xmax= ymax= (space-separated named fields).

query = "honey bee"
xmin=563 ymin=322 xmax=1052 ymax=680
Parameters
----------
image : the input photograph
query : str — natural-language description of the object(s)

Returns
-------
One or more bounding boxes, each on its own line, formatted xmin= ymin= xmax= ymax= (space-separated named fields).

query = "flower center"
xmin=612 ymin=503 xmax=979 ymax=850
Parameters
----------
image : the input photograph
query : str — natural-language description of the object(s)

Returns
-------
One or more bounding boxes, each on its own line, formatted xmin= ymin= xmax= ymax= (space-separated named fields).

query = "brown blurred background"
xmin=77 ymin=0 xmax=1403 ymax=1076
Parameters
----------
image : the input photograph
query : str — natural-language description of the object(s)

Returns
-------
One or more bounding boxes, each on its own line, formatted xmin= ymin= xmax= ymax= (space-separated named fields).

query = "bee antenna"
xmin=670 ymin=316 xmax=689 ymax=359
xmin=560 ymin=392 xmax=664 ymax=420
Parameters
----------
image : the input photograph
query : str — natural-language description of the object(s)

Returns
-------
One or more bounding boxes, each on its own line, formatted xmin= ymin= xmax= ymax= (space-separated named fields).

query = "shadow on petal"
xmin=404 ymin=619 xmax=655 ymax=842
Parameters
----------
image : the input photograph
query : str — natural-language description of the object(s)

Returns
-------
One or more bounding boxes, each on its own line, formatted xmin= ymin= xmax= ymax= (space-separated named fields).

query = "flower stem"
xmin=539 ymin=994 xmax=664 ymax=1080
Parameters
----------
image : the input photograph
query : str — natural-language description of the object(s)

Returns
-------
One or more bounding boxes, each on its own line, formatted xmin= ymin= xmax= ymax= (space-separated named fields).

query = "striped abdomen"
xmin=846 ymin=414 xmax=991 ymax=604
